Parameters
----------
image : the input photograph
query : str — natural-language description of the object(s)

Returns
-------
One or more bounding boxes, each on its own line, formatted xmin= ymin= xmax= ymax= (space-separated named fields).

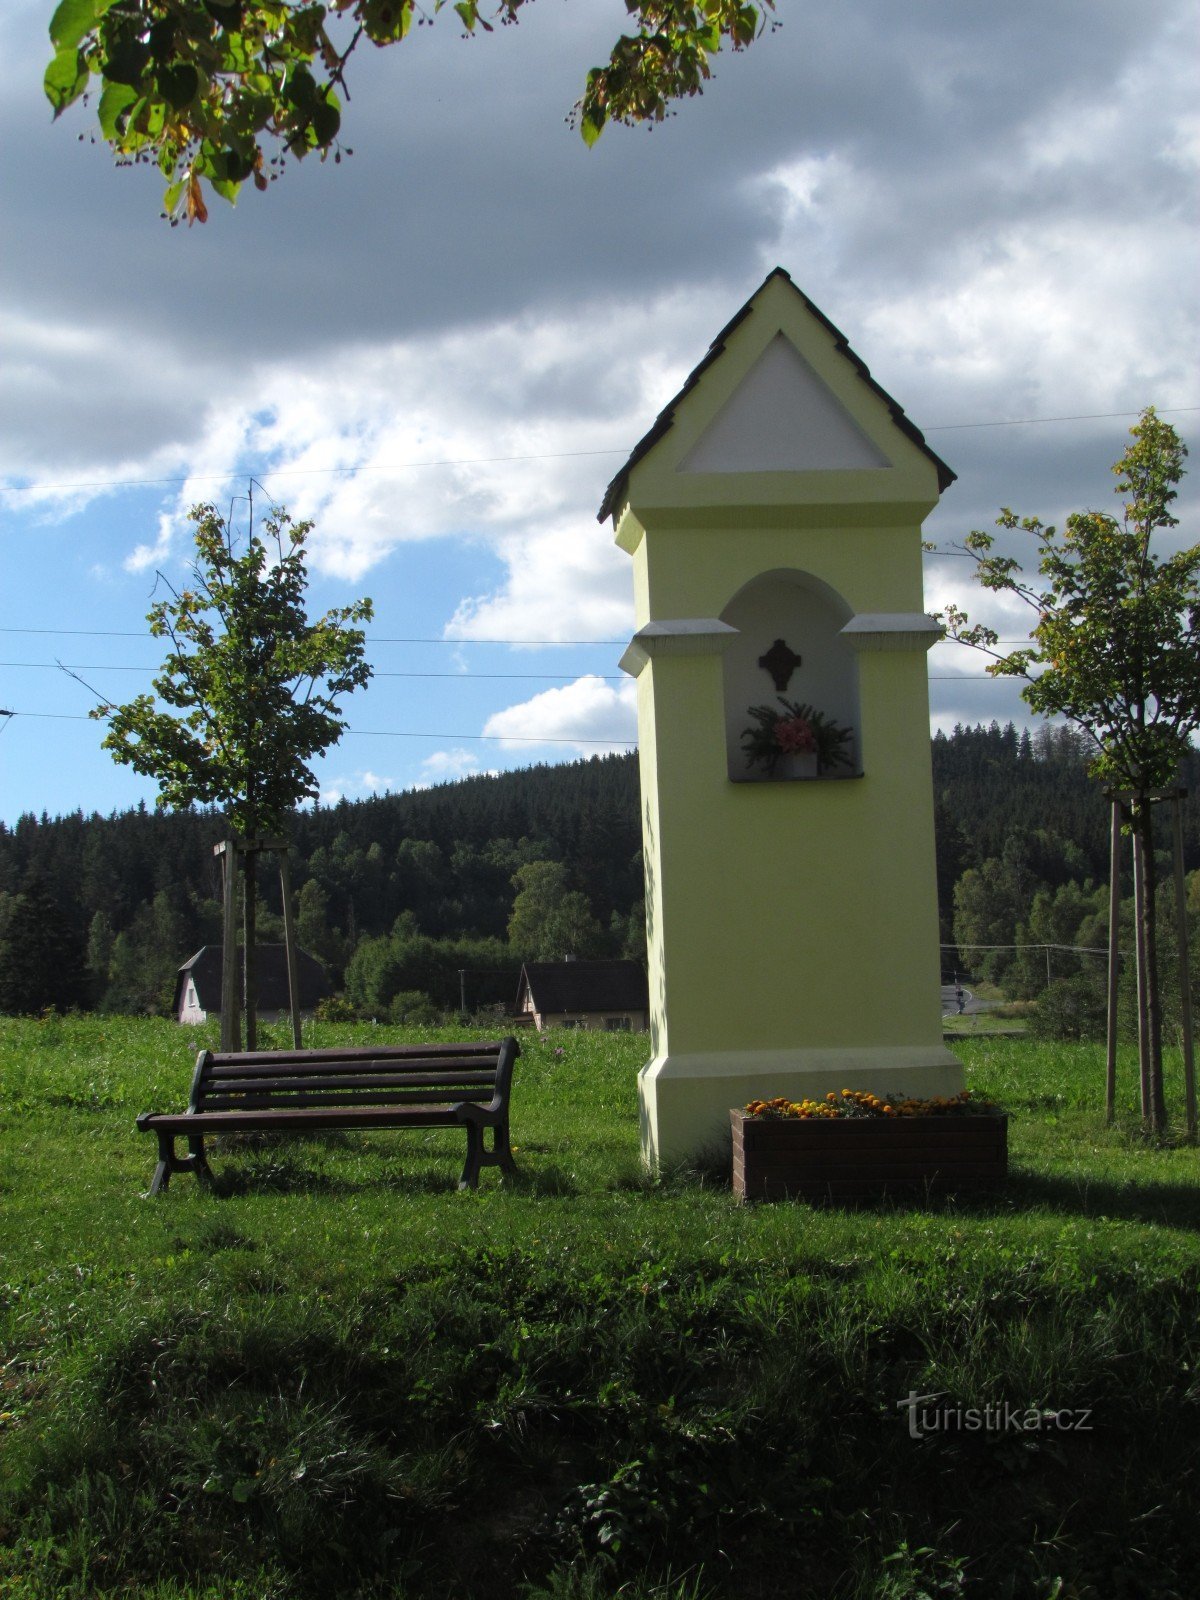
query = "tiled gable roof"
xmin=597 ymin=267 xmax=954 ymax=523
xmin=519 ymin=960 xmax=648 ymax=1015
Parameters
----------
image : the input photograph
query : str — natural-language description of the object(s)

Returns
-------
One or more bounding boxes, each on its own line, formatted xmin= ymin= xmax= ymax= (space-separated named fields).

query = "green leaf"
xmin=101 ymin=38 xmax=152 ymax=88
xmin=44 ymin=46 xmax=88 ymax=115
xmin=579 ymin=108 xmax=604 ymax=148
xmin=310 ymin=94 xmax=341 ymax=146
xmin=203 ymin=0 xmax=244 ymax=25
xmin=209 ymin=177 xmax=241 ymax=204
xmin=48 ymin=0 xmax=111 ymax=52
xmin=163 ymin=178 xmax=185 ymax=213
xmin=157 ymin=62 xmax=200 ymax=110
xmin=98 ymin=79 xmax=139 ymax=139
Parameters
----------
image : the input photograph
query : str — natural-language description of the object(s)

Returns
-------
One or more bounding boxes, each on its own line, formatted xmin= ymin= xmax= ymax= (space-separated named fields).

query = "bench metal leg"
xmin=493 ymin=1122 xmax=517 ymax=1175
xmin=459 ymin=1121 xmax=483 ymax=1190
xmin=458 ymin=1120 xmax=517 ymax=1189
xmin=148 ymin=1138 xmax=172 ymax=1196
xmin=147 ymin=1131 xmax=213 ymax=1195
xmin=188 ymin=1134 xmax=215 ymax=1189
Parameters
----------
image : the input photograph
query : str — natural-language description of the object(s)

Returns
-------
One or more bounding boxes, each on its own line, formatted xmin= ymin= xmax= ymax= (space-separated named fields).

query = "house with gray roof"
xmin=516 ymin=959 xmax=649 ymax=1032
xmin=175 ymin=944 xmax=330 ymax=1025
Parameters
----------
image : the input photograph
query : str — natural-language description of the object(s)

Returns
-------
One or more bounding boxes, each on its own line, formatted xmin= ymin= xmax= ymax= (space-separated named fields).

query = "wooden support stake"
xmin=215 ymin=839 xmax=242 ymax=1052
xmin=1131 ymin=810 xmax=1151 ymax=1119
xmin=1106 ymin=798 xmax=1121 ymax=1126
xmin=244 ymin=845 xmax=258 ymax=1053
xmin=278 ymin=846 xmax=303 ymax=1049
xmin=1171 ymin=794 xmax=1197 ymax=1139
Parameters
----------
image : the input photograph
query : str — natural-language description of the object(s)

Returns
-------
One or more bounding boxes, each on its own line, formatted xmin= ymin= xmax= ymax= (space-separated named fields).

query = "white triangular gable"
xmin=678 ymin=334 xmax=890 ymax=474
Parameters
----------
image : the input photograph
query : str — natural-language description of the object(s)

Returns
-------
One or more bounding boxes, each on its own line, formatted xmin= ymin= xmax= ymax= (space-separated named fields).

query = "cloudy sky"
xmin=2 ymin=0 xmax=1197 ymax=825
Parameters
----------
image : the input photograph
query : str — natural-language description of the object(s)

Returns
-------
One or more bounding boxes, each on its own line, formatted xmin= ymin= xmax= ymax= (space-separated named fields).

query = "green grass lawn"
xmin=1 ymin=1015 xmax=1198 ymax=1600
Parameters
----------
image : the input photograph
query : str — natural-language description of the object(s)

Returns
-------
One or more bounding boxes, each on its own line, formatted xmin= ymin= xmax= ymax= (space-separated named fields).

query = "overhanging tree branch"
xmin=44 ymin=0 xmax=778 ymax=224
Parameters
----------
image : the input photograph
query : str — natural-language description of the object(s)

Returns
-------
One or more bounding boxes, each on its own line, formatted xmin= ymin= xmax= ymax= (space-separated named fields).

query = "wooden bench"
xmin=136 ymin=1038 xmax=519 ymax=1194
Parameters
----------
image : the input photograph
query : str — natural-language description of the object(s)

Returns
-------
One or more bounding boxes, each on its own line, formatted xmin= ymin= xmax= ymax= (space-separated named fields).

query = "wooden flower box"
xmin=730 ymin=1108 xmax=1008 ymax=1202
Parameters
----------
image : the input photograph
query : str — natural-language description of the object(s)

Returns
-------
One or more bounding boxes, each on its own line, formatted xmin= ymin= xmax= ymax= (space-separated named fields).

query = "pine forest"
xmin=1 ymin=724 xmax=1198 ymax=1037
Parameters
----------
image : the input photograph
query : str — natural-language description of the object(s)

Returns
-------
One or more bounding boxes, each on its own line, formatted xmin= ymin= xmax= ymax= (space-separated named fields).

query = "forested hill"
xmin=1 ymin=726 xmax=1197 ymax=1015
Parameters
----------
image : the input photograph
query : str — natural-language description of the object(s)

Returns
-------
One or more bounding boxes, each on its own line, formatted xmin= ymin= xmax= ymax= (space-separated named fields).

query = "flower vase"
xmin=778 ymin=750 xmax=818 ymax=780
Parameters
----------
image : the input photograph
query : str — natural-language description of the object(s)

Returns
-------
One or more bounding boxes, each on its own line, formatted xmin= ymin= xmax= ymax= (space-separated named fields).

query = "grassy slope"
xmin=1 ymin=1016 xmax=1198 ymax=1600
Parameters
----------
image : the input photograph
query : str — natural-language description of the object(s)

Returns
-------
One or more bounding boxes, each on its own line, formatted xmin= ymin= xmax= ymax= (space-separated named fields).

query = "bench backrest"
xmin=187 ymin=1038 xmax=519 ymax=1114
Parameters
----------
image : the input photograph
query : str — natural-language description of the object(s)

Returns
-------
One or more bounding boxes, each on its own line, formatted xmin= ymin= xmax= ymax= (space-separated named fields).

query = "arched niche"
xmin=720 ymin=569 xmax=862 ymax=781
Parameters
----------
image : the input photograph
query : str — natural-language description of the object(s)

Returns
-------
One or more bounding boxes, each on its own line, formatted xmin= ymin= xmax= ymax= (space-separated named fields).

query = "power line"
xmin=1 ymin=656 xmax=1034 ymax=688
xmin=0 ymin=624 xmax=1042 ymax=648
xmin=0 ymin=708 xmax=633 ymax=743
xmin=0 ymin=661 xmax=627 ymax=681
xmin=923 ymin=406 xmax=1199 ymax=432
xmin=347 ymin=729 xmax=633 ymax=746
xmin=0 ymin=627 xmax=627 ymax=645
xmin=1 ymin=709 xmax=93 ymax=721
xmin=0 ymin=661 xmax=1038 ymax=685
xmin=4 ymin=408 xmax=1195 ymax=497
xmin=370 ymin=637 xmax=627 ymax=646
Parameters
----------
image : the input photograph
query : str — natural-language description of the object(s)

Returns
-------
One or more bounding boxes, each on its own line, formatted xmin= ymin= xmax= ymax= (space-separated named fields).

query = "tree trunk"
xmin=1132 ymin=814 xmax=1151 ymax=1119
xmin=1135 ymin=799 xmax=1167 ymax=1132
xmin=1171 ymin=794 xmax=1197 ymax=1139
xmin=1105 ymin=800 xmax=1121 ymax=1126
xmin=278 ymin=845 xmax=302 ymax=1049
xmin=220 ymin=839 xmax=241 ymax=1051
xmin=244 ymin=846 xmax=258 ymax=1052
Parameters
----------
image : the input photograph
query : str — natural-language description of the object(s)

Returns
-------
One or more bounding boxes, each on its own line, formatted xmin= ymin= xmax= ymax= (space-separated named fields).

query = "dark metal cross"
xmin=758 ymin=638 xmax=802 ymax=691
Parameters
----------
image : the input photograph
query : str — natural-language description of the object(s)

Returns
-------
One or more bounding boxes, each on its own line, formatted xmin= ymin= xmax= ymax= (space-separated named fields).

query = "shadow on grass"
xmin=499 ymin=1164 xmax=580 ymax=1198
xmin=203 ymin=1155 xmax=578 ymax=1200
xmin=815 ymin=1168 xmax=1200 ymax=1230
xmin=655 ymin=1149 xmax=1200 ymax=1232
xmin=987 ymin=1167 xmax=1200 ymax=1231
xmin=208 ymin=1163 xmax=467 ymax=1198
xmin=723 ymin=1173 xmax=1200 ymax=1230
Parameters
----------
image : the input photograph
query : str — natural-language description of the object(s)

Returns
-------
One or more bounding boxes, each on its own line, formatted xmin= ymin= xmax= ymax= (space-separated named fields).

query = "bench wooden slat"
xmin=138 ymin=1037 xmax=519 ymax=1194
xmin=204 ymin=1056 xmax=505 ymax=1081
xmin=141 ymin=1104 xmax=474 ymax=1133
xmin=207 ymin=1042 xmax=507 ymax=1067
xmin=200 ymin=1070 xmax=499 ymax=1095
xmin=201 ymin=1088 xmax=497 ymax=1111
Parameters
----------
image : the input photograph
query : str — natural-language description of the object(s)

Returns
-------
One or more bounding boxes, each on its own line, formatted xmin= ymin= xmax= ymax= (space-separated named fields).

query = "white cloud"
xmin=124 ymin=512 xmax=176 ymax=574
xmin=419 ymin=748 xmax=482 ymax=782
xmin=482 ymin=675 xmax=637 ymax=754
xmin=9 ymin=291 xmax=698 ymax=641
xmin=445 ymin=518 xmax=632 ymax=646
xmin=318 ymin=768 xmax=397 ymax=804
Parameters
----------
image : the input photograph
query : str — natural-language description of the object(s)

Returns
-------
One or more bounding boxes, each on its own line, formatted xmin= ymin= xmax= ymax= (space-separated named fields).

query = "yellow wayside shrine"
xmin=599 ymin=269 xmax=964 ymax=1168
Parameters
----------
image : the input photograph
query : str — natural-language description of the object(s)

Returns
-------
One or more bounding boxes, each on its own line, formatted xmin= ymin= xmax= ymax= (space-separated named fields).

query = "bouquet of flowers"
xmin=740 ymin=698 xmax=854 ymax=776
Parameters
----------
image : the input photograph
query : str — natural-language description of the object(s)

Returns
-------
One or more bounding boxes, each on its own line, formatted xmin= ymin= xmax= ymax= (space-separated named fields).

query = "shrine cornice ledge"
xmin=840 ymin=613 xmax=944 ymax=653
xmin=619 ymin=620 xmax=739 ymax=678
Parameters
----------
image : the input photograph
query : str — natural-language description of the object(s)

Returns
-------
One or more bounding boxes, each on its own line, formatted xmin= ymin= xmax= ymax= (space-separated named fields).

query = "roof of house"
xmin=519 ymin=960 xmax=649 ymax=1016
xmin=174 ymin=944 xmax=331 ymax=1015
xmin=597 ymin=266 xmax=955 ymax=523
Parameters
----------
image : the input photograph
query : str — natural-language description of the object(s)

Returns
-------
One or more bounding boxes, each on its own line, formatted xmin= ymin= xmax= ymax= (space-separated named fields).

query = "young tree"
xmin=44 ymin=0 xmax=777 ymax=224
xmin=92 ymin=499 xmax=373 ymax=1044
xmin=941 ymin=409 xmax=1199 ymax=1131
xmin=507 ymin=859 xmax=605 ymax=962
